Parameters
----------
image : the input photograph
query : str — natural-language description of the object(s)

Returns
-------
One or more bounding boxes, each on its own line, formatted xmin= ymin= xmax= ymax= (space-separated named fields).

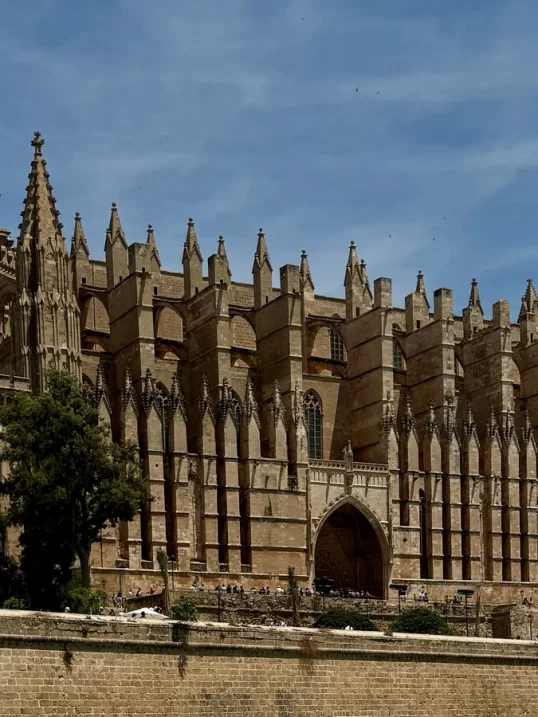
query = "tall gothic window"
xmin=329 ymin=329 xmax=344 ymax=361
xmin=305 ymin=390 xmax=322 ymax=459
xmin=393 ymin=340 xmax=404 ymax=371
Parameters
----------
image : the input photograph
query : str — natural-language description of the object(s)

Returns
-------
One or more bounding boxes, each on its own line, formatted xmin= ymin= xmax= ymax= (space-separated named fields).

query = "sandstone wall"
xmin=1 ymin=612 xmax=538 ymax=716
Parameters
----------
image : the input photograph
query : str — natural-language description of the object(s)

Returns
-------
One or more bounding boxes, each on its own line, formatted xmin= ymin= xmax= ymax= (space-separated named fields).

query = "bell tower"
xmin=12 ymin=132 xmax=81 ymax=391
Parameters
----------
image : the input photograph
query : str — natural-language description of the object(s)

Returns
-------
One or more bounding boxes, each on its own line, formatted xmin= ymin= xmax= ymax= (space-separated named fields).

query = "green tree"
xmin=0 ymin=371 xmax=148 ymax=599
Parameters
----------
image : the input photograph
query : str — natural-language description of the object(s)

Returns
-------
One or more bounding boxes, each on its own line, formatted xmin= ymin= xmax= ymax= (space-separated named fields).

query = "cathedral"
xmin=1 ymin=132 xmax=537 ymax=601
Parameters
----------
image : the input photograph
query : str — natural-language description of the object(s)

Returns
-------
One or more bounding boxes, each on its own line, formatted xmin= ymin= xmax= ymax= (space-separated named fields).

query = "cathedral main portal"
xmin=314 ymin=503 xmax=384 ymax=597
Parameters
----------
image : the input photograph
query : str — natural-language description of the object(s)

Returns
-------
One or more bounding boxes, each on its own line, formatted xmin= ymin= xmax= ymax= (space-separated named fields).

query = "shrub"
xmin=66 ymin=587 xmax=107 ymax=615
xmin=2 ymin=596 xmax=23 ymax=610
xmin=171 ymin=598 xmax=198 ymax=622
xmin=315 ymin=608 xmax=377 ymax=631
xmin=391 ymin=607 xmax=454 ymax=636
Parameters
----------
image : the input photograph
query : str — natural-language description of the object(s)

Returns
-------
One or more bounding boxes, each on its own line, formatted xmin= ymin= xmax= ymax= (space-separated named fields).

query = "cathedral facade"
xmin=1 ymin=133 xmax=538 ymax=600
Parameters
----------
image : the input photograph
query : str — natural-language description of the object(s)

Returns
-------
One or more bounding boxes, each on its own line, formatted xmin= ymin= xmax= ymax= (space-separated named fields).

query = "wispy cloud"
xmin=1 ymin=0 xmax=538 ymax=317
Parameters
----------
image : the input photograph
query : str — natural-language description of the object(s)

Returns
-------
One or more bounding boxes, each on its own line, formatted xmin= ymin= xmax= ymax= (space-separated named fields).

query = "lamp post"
xmin=314 ymin=577 xmax=333 ymax=613
xmin=457 ymin=588 xmax=474 ymax=637
xmin=389 ymin=584 xmax=408 ymax=615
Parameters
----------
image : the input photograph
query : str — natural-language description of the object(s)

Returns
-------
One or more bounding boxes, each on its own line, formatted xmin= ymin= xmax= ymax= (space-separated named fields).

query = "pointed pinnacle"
xmin=183 ymin=217 xmax=203 ymax=262
xmin=146 ymin=224 xmax=155 ymax=244
xmin=519 ymin=294 xmax=530 ymax=321
xmin=253 ymin=227 xmax=272 ymax=273
xmin=217 ymin=235 xmax=227 ymax=258
xmin=346 ymin=241 xmax=359 ymax=270
xmin=300 ymin=249 xmax=314 ymax=291
xmin=71 ymin=212 xmax=89 ymax=256
xmin=523 ymin=279 xmax=537 ymax=315
xmin=468 ymin=278 xmax=483 ymax=314
xmin=20 ymin=131 xmax=63 ymax=244
xmin=108 ymin=202 xmax=126 ymax=247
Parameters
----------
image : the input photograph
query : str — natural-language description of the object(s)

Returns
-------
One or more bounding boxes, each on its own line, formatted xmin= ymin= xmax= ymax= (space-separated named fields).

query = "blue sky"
xmin=1 ymin=0 xmax=538 ymax=318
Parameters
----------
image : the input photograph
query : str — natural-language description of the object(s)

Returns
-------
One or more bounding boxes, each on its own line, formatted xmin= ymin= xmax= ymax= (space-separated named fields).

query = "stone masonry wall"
xmin=1 ymin=611 xmax=538 ymax=716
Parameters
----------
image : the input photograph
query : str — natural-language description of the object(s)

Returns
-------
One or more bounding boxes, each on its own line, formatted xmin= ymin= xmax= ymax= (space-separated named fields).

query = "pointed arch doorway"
xmin=314 ymin=501 xmax=386 ymax=597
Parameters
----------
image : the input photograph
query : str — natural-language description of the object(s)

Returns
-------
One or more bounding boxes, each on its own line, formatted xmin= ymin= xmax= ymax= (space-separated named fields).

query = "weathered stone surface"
xmin=1 ymin=612 xmax=538 ymax=716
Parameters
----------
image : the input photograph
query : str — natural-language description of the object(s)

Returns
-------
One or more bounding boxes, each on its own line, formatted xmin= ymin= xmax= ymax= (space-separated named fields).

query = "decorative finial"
xmin=75 ymin=212 xmax=81 ymax=220
xmin=31 ymin=131 xmax=44 ymax=155
xmin=188 ymin=217 xmax=194 ymax=225
xmin=350 ymin=240 xmax=355 ymax=247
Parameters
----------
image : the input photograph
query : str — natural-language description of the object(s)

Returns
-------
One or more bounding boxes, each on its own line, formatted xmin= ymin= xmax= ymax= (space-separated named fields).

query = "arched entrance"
xmin=314 ymin=502 xmax=385 ymax=597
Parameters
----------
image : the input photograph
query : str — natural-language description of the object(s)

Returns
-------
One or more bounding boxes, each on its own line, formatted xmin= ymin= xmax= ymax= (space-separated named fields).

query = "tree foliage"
xmin=171 ymin=598 xmax=198 ymax=622
xmin=315 ymin=608 xmax=377 ymax=631
xmin=0 ymin=554 xmax=25 ymax=606
xmin=66 ymin=586 xmax=107 ymax=615
xmin=390 ymin=607 xmax=454 ymax=635
xmin=0 ymin=371 xmax=148 ymax=604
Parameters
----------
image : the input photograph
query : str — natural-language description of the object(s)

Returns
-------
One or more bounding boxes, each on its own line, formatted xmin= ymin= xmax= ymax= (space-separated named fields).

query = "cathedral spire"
xmin=146 ymin=224 xmax=161 ymax=268
xmin=463 ymin=277 xmax=484 ymax=339
xmin=183 ymin=218 xmax=204 ymax=298
xmin=468 ymin=278 xmax=483 ymax=314
xmin=345 ymin=241 xmax=360 ymax=282
xmin=13 ymin=132 xmax=81 ymax=388
xmin=519 ymin=279 xmax=537 ymax=321
xmin=253 ymin=228 xmax=272 ymax=271
xmin=519 ymin=294 xmax=530 ymax=321
xmin=344 ymin=241 xmax=372 ymax=320
xmin=183 ymin=217 xmax=203 ymax=263
xmin=299 ymin=249 xmax=314 ymax=292
xmin=108 ymin=203 xmax=127 ymax=248
xmin=70 ymin=212 xmax=89 ymax=257
xmin=415 ymin=270 xmax=430 ymax=308
xmin=19 ymin=131 xmax=64 ymax=249
xmin=525 ymin=279 xmax=537 ymax=311
xmin=253 ymin=228 xmax=273 ymax=309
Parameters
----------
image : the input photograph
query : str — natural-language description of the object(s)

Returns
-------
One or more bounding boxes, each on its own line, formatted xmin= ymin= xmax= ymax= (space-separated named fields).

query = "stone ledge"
xmin=1 ymin=611 xmax=537 ymax=663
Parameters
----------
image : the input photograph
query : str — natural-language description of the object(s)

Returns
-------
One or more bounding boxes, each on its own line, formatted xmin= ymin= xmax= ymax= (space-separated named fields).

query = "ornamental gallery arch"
xmin=313 ymin=499 xmax=388 ymax=598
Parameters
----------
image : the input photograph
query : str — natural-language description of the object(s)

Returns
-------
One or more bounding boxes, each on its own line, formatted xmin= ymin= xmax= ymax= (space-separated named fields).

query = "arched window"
xmin=329 ymin=329 xmax=344 ymax=361
xmin=304 ymin=390 xmax=322 ymax=459
xmin=393 ymin=340 xmax=404 ymax=371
